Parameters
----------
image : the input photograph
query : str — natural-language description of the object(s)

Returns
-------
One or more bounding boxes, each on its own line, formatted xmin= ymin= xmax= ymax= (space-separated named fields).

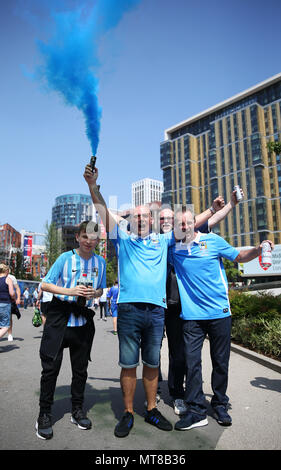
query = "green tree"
xmin=45 ymin=221 xmax=64 ymax=269
xmin=106 ymin=256 xmax=118 ymax=287
xmin=267 ymin=140 xmax=281 ymax=155
xmin=223 ymin=258 xmax=239 ymax=283
xmin=13 ymin=249 xmax=25 ymax=280
xmin=223 ymin=236 xmax=240 ymax=283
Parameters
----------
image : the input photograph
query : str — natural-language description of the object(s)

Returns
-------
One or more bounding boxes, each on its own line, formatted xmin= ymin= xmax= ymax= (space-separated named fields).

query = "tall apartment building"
xmin=132 ymin=178 xmax=163 ymax=208
xmin=52 ymin=194 xmax=93 ymax=228
xmin=160 ymin=73 xmax=281 ymax=247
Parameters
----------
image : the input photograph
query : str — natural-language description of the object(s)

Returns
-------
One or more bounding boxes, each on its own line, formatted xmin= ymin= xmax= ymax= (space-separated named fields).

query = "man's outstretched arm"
xmin=234 ymin=240 xmax=274 ymax=263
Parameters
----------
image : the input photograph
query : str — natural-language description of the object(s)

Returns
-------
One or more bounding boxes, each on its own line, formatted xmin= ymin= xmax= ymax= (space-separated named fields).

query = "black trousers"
xmin=99 ymin=301 xmax=107 ymax=318
xmin=39 ymin=324 xmax=91 ymax=413
xmin=165 ymin=308 xmax=185 ymax=399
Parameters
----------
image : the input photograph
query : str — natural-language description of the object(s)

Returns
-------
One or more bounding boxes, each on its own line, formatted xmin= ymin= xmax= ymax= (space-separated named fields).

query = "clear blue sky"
xmin=1 ymin=0 xmax=281 ymax=235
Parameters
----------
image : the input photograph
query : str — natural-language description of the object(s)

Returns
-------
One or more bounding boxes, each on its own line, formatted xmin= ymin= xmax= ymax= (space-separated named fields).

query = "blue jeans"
xmin=117 ymin=303 xmax=165 ymax=368
xmin=0 ymin=303 xmax=11 ymax=327
xmin=183 ymin=316 xmax=232 ymax=415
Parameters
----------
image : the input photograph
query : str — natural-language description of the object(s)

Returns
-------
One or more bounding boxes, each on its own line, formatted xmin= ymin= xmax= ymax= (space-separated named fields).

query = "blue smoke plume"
xmin=32 ymin=0 xmax=140 ymax=155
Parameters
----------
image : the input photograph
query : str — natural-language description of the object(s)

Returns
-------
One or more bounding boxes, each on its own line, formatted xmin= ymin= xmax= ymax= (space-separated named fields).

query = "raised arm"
xmin=208 ymin=189 xmax=244 ymax=229
xmin=194 ymin=196 xmax=225 ymax=228
xmin=83 ymin=164 xmax=123 ymax=233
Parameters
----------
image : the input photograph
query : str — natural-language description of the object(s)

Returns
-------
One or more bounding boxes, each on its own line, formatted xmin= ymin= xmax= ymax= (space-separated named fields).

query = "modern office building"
xmin=160 ymin=73 xmax=281 ymax=246
xmin=52 ymin=194 xmax=93 ymax=228
xmin=132 ymin=178 xmax=163 ymax=208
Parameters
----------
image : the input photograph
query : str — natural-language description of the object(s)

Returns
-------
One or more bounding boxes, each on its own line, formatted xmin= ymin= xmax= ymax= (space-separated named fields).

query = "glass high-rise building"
xmin=52 ymin=194 xmax=93 ymax=228
xmin=160 ymin=73 xmax=281 ymax=246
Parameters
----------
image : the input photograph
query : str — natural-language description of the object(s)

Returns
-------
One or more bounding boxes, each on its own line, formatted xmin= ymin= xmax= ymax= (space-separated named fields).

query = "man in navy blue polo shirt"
xmin=169 ymin=206 xmax=274 ymax=430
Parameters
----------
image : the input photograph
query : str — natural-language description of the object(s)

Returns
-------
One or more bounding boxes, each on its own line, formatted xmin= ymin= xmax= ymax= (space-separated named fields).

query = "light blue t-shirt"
xmin=110 ymin=224 xmax=174 ymax=308
xmin=43 ymin=250 xmax=106 ymax=326
xmin=168 ymin=232 xmax=239 ymax=320
xmin=107 ymin=285 xmax=119 ymax=304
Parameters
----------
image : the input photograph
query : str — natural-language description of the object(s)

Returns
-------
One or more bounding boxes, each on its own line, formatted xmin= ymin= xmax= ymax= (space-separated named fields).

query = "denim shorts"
xmin=117 ymin=303 xmax=165 ymax=368
xmin=0 ymin=303 xmax=11 ymax=327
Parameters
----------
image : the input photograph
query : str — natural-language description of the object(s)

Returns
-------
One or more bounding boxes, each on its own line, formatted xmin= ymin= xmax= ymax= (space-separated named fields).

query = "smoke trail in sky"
xmin=30 ymin=0 xmax=140 ymax=155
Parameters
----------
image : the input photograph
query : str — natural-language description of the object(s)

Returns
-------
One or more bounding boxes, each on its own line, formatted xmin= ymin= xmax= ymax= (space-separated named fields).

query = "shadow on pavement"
xmin=250 ymin=376 xmax=281 ymax=393
xmin=0 ymin=343 xmax=20 ymax=353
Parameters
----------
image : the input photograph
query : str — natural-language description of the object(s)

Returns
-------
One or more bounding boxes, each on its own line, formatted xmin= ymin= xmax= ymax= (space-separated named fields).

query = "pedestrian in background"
xmin=23 ymin=287 xmax=29 ymax=309
xmin=37 ymin=279 xmax=53 ymax=326
xmin=98 ymin=287 xmax=108 ymax=321
xmin=0 ymin=263 xmax=16 ymax=340
xmin=107 ymin=280 xmax=119 ymax=335
xmin=33 ymin=287 xmax=39 ymax=306
xmin=7 ymin=269 xmax=21 ymax=341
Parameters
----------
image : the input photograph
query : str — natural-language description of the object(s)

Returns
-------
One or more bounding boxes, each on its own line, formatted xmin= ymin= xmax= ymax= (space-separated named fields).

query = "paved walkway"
xmin=0 ymin=307 xmax=280 ymax=454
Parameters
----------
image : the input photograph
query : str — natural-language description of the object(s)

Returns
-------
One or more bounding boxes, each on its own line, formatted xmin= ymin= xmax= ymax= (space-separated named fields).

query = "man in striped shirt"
xmin=36 ymin=221 xmax=106 ymax=440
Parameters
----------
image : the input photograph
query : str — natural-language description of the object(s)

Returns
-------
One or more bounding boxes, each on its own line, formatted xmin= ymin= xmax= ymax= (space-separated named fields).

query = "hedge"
xmin=229 ymin=290 xmax=281 ymax=360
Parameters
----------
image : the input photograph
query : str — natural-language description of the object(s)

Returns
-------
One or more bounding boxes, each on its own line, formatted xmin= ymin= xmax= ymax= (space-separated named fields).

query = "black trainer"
xmin=114 ymin=411 xmax=134 ymax=437
xmin=175 ymin=411 xmax=208 ymax=430
xmin=144 ymin=408 xmax=173 ymax=431
xmin=71 ymin=408 xmax=92 ymax=430
xmin=213 ymin=406 xmax=232 ymax=426
xmin=36 ymin=413 xmax=53 ymax=440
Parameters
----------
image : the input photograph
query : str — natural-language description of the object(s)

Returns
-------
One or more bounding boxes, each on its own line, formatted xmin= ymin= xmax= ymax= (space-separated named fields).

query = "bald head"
xmin=130 ymin=205 xmax=153 ymax=238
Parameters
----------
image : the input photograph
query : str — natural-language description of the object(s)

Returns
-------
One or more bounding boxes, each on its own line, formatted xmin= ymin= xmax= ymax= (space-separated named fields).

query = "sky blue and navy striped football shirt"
xmin=43 ymin=250 xmax=106 ymax=327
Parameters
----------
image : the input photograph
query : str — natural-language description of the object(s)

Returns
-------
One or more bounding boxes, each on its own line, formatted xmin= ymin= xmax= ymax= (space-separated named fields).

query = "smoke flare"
xmin=32 ymin=0 xmax=140 ymax=154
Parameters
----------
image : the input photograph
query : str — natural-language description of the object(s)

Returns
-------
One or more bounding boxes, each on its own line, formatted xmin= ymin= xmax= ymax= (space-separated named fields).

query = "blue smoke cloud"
xmin=30 ymin=0 xmax=140 ymax=155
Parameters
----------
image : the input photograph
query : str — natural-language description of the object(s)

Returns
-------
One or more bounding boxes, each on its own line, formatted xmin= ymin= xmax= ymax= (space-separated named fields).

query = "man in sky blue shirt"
xmin=84 ymin=164 xmax=216 ymax=437
xmin=169 ymin=206 xmax=274 ymax=430
xmin=159 ymin=191 xmax=240 ymax=417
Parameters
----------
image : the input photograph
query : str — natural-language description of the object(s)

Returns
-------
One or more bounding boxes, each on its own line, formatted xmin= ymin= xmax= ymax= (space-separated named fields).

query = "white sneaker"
xmin=144 ymin=393 xmax=161 ymax=408
xmin=8 ymin=334 xmax=13 ymax=341
xmin=173 ymin=399 xmax=188 ymax=415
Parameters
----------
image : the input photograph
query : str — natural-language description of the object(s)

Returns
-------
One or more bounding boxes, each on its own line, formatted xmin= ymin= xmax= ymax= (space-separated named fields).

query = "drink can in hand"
xmin=234 ymin=185 xmax=243 ymax=202
xmin=261 ymin=241 xmax=272 ymax=268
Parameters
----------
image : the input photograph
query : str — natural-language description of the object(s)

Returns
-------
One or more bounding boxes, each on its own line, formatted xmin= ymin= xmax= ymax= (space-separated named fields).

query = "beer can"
xmin=234 ymin=185 xmax=243 ymax=202
xmin=261 ymin=241 xmax=272 ymax=268
xmin=77 ymin=273 xmax=92 ymax=306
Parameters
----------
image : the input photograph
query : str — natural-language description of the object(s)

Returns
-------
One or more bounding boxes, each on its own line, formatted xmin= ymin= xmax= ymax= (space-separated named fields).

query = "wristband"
xmin=209 ymin=206 xmax=216 ymax=214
